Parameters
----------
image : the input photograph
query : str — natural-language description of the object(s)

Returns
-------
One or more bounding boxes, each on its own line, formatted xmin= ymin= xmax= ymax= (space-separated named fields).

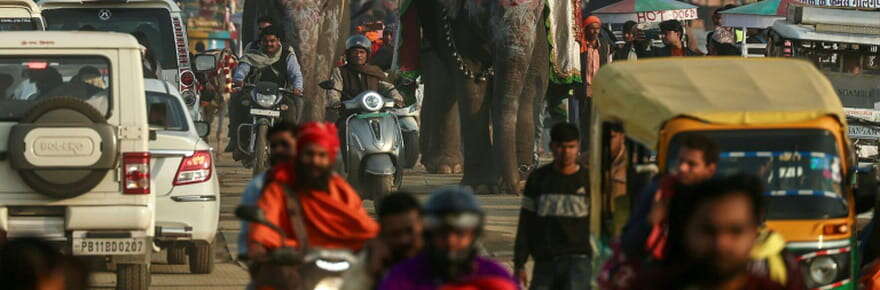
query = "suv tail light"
xmin=174 ymin=150 xmax=212 ymax=185
xmin=123 ymin=152 xmax=151 ymax=194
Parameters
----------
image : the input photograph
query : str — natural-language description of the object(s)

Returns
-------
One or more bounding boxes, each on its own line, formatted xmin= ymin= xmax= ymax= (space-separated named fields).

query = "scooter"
xmin=392 ymin=76 xmax=422 ymax=169
xmin=235 ymin=206 xmax=355 ymax=290
xmin=236 ymin=81 xmax=302 ymax=175
xmin=320 ymin=80 xmax=403 ymax=200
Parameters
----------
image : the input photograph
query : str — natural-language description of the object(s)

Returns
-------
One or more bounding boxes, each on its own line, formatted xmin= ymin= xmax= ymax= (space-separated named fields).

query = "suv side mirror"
xmin=194 ymin=54 xmax=217 ymax=72
xmin=855 ymin=166 xmax=879 ymax=214
xmin=194 ymin=121 xmax=210 ymax=138
xmin=148 ymin=103 xmax=169 ymax=129
xmin=319 ymin=80 xmax=335 ymax=90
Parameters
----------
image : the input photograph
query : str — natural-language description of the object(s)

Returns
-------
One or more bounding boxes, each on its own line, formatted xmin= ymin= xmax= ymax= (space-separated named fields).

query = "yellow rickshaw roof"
xmin=592 ymin=57 xmax=845 ymax=149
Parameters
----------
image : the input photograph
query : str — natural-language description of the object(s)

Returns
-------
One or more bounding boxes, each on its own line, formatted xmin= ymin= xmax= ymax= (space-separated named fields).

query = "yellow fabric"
xmin=592 ymin=58 xmax=845 ymax=149
xmin=750 ymin=229 xmax=788 ymax=285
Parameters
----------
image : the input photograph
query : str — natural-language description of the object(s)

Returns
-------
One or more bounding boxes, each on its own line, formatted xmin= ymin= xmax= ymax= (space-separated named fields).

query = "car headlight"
xmin=253 ymin=91 xmax=279 ymax=108
xmin=362 ymin=92 xmax=383 ymax=111
xmin=809 ymin=256 xmax=839 ymax=285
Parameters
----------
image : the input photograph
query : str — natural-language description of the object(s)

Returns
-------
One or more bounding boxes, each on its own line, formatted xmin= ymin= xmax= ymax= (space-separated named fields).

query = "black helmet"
xmin=423 ymin=186 xmax=484 ymax=231
xmin=345 ymin=35 xmax=372 ymax=52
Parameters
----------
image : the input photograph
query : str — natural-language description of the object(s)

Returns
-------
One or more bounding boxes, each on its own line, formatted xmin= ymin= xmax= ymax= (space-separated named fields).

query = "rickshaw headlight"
xmin=808 ymin=256 xmax=838 ymax=285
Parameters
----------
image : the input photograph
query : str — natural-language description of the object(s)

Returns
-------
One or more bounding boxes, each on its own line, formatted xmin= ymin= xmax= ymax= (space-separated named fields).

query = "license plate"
xmin=72 ymin=238 xmax=147 ymax=255
xmin=250 ymin=108 xmax=280 ymax=117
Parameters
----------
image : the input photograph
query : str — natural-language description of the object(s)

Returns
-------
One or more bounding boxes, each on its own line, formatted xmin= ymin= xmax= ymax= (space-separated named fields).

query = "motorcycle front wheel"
xmin=253 ymin=123 xmax=269 ymax=176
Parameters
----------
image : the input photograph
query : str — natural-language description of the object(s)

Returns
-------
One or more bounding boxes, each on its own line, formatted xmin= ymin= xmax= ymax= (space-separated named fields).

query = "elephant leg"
xmin=419 ymin=50 xmax=462 ymax=174
xmin=489 ymin=1 xmax=544 ymax=194
xmin=516 ymin=24 xmax=550 ymax=177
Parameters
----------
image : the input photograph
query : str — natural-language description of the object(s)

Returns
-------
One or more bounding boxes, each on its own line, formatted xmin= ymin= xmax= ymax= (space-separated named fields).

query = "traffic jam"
xmin=0 ymin=0 xmax=878 ymax=289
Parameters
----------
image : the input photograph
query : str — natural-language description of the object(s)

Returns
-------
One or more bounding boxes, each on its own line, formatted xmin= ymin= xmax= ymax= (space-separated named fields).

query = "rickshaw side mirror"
xmin=194 ymin=54 xmax=218 ymax=72
xmin=854 ymin=166 xmax=879 ymax=214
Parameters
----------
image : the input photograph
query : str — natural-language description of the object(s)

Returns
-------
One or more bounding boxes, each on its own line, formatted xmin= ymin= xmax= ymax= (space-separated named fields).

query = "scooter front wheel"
xmin=363 ymin=173 xmax=393 ymax=201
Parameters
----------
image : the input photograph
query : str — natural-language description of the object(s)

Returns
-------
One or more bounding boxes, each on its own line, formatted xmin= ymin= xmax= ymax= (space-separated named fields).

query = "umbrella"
xmin=593 ymin=0 xmax=699 ymax=24
xmin=720 ymin=0 xmax=797 ymax=28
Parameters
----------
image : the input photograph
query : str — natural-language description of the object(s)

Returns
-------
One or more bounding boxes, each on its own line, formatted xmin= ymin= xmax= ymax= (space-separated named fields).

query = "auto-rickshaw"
xmin=590 ymin=58 xmax=877 ymax=289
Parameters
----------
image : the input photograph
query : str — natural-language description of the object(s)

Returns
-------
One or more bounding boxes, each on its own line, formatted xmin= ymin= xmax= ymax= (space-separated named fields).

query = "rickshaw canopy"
xmin=592 ymin=58 xmax=845 ymax=149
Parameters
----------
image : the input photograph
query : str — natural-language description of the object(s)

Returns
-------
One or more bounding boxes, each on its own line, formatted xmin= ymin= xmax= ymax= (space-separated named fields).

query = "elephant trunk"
xmin=277 ymin=0 xmax=346 ymax=122
xmin=490 ymin=1 xmax=544 ymax=193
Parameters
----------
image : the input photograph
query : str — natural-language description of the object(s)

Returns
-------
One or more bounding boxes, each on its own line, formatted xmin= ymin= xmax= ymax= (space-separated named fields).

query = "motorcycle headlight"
xmin=808 ymin=256 xmax=839 ymax=285
xmin=362 ymin=92 xmax=383 ymax=111
xmin=253 ymin=91 xmax=279 ymax=108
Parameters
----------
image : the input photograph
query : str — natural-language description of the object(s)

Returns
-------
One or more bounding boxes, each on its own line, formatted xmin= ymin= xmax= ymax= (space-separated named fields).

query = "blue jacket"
xmin=620 ymin=178 xmax=660 ymax=258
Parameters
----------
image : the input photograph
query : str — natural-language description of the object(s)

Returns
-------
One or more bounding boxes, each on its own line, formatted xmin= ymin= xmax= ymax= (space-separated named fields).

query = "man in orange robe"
xmin=249 ymin=122 xmax=379 ymax=255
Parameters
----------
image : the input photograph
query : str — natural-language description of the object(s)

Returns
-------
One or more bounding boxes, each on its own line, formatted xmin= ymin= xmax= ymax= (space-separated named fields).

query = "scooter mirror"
xmin=319 ymin=80 xmax=335 ymax=90
xmin=235 ymin=205 xmax=267 ymax=224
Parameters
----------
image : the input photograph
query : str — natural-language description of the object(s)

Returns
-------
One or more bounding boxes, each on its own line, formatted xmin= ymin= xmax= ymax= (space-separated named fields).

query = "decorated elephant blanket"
xmin=395 ymin=0 xmax=583 ymax=84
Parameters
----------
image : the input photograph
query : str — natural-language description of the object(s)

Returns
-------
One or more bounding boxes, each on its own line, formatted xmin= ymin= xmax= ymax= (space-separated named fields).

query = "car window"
xmin=43 ymin=8 xmax=178 ymax=69
xmin=146 ymin=91 xmax=188 ymax=131
xmin=0 ymin=56 xmax=111 ymax=120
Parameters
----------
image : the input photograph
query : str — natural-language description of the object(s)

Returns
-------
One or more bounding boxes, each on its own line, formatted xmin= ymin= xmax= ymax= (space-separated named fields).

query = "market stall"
xmin=592 ymin=0 xmax=699 ymax=24
xmin=720 ymin=0 xmax=798 ymax=57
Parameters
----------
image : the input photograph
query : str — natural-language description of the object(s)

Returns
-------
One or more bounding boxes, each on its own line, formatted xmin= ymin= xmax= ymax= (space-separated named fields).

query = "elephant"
xmin=242 ymin=0 xmax=350 ymax=122
xmin=399 ymin=0 xmax=553 ymax=193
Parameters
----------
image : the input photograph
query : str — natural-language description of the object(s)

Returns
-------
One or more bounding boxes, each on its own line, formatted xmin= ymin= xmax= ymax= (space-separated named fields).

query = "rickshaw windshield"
xmin=668 ymin=129 xmax=848 ymax=220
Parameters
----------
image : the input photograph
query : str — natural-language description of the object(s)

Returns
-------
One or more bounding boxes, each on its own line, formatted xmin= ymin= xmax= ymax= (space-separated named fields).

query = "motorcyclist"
xmin=228 ymin=25 xmax=305 ymax=157
xmin=327 ymin=34 xmax=403 ymax=110
xmin=378 ymin=186 xmax=517 ymax=290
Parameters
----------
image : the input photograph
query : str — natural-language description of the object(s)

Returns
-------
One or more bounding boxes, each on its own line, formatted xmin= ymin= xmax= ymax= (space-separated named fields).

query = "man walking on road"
xmin=513 ymin=123 xmax=591 ymax=290
xmin=574 ymin=15 xmax=612 ymax=151
xmin=237 ymin=122 xmax=298 ymax=259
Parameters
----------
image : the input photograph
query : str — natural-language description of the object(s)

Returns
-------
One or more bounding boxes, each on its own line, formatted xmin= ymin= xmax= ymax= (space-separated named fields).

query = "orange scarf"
xmin=249 ymin=163 xmax=379 ymax=251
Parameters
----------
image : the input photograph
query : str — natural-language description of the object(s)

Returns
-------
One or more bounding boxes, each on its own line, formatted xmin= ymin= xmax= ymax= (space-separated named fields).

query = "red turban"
xmin=585 ymin=15 xmax=602 ymax=27
xmin=296 ymin=122 xmax=340 ymax=161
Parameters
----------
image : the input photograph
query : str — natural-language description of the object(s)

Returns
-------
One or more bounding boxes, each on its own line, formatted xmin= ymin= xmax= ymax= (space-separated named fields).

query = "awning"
xmin=720 ymin=0 xmax=796 ymax=28
xmin=593 ymin=0 xmax=699 ymax=24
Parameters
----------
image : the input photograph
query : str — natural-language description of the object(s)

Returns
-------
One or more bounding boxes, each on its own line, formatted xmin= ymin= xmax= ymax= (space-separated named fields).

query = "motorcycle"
xmin=392 ymin=77 xmax=422 ymax=169
xmin=319 ymin=80 xmax=403 ymax=200
xmin=236 ymin=81 xmax=302 ymax=175
xmin=235 ymin=206 xmax=355 ymax=290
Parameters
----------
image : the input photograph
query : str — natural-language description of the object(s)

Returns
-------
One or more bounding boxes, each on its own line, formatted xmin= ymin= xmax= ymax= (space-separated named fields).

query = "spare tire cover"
xmin=8 ymin=96 xmax=118 ymax=199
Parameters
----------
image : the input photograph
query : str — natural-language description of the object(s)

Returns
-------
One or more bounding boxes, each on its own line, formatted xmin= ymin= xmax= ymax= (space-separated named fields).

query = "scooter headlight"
xmin=362 ymin=92 xmax=383 ymax=112
xmin=808 ymin=256 xmax=839 ymax=285
xmin=253 ymin=91 xmax=279 ymax=108
xmin=314 ymin=277 xmax=344 ymax=290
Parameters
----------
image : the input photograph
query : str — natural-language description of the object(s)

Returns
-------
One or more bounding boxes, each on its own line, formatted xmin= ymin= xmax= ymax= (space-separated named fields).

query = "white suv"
xmin=0 ymin=0 xmax=44 ymax=30
xmin=40 ymin=0 xmax=201 ymax=120
xmin=145 ymin=78 xmax=219 ymax=274
xmin=0 ymin=31 xmax=153 ymax=289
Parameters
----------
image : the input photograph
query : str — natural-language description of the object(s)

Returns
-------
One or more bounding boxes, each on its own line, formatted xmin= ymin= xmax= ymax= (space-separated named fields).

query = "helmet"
xmin=423 ymin=186 xmax=484 ymax=230
xmin=345 ymin=35 xmax=372 ymax=52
